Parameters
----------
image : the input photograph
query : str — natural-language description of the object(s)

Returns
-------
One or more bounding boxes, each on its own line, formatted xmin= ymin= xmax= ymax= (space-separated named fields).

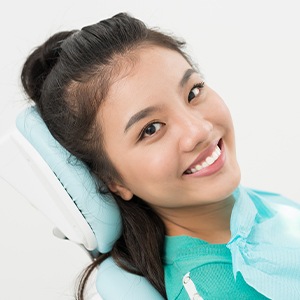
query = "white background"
xmin=1 ymin=0 xmax=299 ymax=299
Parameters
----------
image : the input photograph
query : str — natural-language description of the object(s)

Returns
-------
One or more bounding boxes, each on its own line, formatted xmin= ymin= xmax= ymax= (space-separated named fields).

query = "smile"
xmin=183 ymin=140 xmax=225 ymax=176
xmin=184 ymin=145 xmax=221 ymax=174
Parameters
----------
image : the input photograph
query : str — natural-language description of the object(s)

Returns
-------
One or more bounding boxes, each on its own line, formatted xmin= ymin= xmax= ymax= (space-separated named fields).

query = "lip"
xmin=183 ymin=139 xmax=226 ymax=177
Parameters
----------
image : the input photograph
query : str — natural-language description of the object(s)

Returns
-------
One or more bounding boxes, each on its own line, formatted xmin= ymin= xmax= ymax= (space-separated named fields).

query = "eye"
xmin=188 ymin=81 xmax=205 ymax=102
xmin=140 ymin=122 xmax=164 ymax=140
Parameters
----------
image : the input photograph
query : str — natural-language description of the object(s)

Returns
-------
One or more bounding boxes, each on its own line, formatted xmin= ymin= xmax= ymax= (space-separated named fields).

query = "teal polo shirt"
xmin=164 ymin=235 xmax=268 ymax=299
xmin=163 ymin=185 xmax=300 ymax=299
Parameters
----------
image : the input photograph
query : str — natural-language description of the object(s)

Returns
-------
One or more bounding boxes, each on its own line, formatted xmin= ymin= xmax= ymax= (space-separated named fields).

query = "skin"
xmin=99 ymin=46 xmax=241 ymax=243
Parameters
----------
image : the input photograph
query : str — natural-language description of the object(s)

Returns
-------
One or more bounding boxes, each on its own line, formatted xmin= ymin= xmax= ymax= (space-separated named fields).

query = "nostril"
xmin=179 ymin=119 xmax=213 ymax=153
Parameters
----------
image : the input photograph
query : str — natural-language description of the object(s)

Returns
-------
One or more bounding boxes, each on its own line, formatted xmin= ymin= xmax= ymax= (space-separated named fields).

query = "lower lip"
xmin=184 ymin=140 xmax=226 ymax=178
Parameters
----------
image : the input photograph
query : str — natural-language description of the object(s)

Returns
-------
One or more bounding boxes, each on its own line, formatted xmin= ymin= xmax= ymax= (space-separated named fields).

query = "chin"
xmin=227 ymin=164 xmax=241 ymax=194
xmin=218 ymin=163 xmax=241 ymax=200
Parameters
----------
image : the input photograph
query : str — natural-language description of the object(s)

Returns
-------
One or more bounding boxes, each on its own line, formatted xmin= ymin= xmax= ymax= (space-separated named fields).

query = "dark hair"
xmin=21 ymin=12 xmax=193 ymax=299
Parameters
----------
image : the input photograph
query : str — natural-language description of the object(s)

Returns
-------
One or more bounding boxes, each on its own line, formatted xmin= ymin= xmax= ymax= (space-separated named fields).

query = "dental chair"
xmin=0 ymin=105 xmax=164 ymax=300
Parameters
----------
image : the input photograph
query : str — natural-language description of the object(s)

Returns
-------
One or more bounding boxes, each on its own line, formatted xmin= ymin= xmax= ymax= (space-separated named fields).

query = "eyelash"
xmin=138 ymin=121 xmax=165 ymax=141
xmin=188 ymin=81 xmax=205 ymax=102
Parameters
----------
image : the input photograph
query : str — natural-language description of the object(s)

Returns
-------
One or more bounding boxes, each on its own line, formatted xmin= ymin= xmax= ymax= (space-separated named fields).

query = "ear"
xmin=108 ymin=182 xmax=133 ymax=201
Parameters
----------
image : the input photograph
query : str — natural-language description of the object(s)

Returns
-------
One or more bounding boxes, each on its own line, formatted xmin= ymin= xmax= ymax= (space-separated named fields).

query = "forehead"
xmin=107 ymin=46 xmax=192 ymax=99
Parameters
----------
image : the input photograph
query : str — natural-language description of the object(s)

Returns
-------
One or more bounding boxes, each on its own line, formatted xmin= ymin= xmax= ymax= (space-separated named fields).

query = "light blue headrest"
xmin=16 ymin=106 xmax=122 ymax=253
xmin=97 ymin=257 xmax=164 ymax=299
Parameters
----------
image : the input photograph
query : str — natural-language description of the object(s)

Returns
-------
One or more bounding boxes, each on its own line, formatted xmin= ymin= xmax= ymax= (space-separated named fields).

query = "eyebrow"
xmin=180 ymin=68 xmax=197 ymax=87
xmin=124 ymin=68 xmax=197 ymax=133
xmin=124 ymin=106 xmax=160 ymax=133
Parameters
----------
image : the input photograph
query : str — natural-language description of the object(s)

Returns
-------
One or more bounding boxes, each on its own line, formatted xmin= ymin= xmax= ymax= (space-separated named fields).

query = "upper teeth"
xmin=185 ymin=145 xmax=221 ymax=174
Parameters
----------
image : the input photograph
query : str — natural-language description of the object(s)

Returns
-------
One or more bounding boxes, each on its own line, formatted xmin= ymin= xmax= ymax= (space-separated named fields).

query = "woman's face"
xmin=99 ymin=46 xmax=240 ymax=213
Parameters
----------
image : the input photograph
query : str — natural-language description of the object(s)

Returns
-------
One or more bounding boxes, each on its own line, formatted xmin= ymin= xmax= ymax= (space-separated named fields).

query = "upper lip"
xmin=184 ymin=139 xmax=220 ymax=173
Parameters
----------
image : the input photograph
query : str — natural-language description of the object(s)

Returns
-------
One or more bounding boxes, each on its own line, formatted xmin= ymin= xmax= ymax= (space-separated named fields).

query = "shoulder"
xmin=241 ymin=185 xmax=300 ymax=208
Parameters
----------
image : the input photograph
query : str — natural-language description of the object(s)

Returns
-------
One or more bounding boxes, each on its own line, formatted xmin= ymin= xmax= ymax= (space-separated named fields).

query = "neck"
xmin=158 ymin=195 xmax=235 ymax=244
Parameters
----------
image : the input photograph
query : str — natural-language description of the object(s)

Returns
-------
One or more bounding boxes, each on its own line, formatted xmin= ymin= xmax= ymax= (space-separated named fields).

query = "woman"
xmin=21 ymin=12 xmax=300 ymax=300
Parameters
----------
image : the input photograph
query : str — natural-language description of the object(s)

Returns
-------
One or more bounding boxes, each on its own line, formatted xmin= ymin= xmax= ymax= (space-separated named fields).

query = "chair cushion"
xmin=16 ymin=106 xmax=122 ymax=253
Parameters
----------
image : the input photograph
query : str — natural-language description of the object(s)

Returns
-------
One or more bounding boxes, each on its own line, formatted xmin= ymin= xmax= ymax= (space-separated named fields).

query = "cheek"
xmin=209 ymin=97 xmax=233 ymax=129
xmin=127 ymin=146 xmax=176 ymax=180
xmin=112 ymin=145 xmax=178 ymax=200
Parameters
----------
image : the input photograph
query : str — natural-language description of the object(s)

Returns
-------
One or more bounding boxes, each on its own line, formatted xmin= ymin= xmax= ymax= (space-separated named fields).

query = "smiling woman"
xmin=20 ymin=12 xmax=300 ymax=300
xmin=101 ymin=46 xmax=240 ymax=230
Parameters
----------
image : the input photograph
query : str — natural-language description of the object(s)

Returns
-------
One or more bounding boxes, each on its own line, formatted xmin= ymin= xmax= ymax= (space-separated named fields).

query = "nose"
xmin=177 ymin=111 xmax=213 ymax=153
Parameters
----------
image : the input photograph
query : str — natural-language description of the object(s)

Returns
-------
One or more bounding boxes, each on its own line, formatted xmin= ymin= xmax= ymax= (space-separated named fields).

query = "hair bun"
xmin=21 ymin=30 xmax=77 ymax=103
